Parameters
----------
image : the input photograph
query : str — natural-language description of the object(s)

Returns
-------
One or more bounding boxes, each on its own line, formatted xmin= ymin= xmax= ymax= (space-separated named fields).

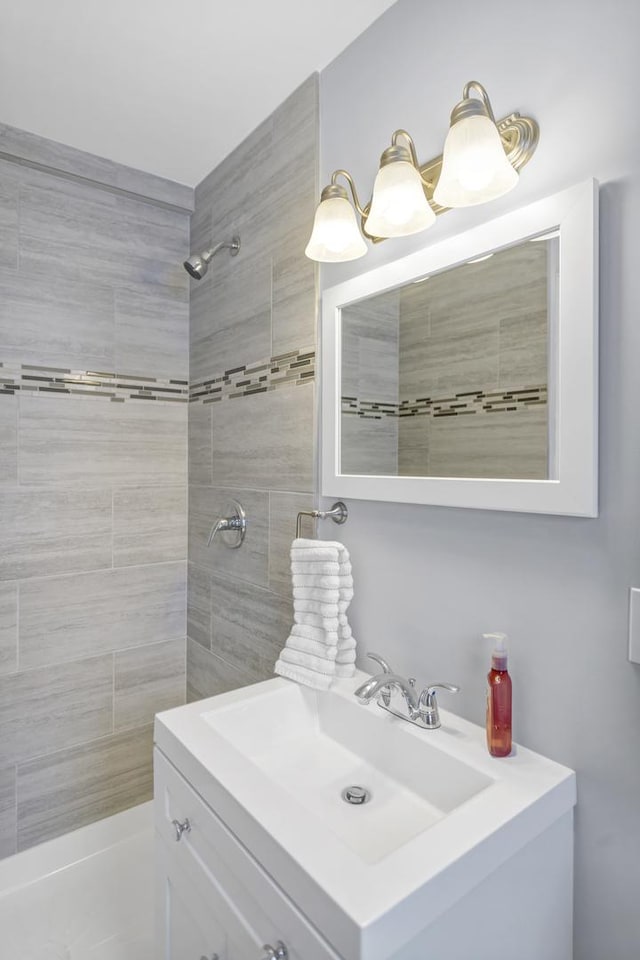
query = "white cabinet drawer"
xmin=155 ymin=747 xmax=340 ymax=960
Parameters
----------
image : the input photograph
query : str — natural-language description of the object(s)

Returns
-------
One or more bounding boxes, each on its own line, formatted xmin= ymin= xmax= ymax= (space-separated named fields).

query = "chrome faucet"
xmin=354 ymin=652 xmax=460 ymax=730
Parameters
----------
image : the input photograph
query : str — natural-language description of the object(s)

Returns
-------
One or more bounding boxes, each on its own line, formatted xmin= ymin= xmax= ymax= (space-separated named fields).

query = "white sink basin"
xmin=155 ymin=674 xmax=575 ymax=960
xmin=203 ymin=682 xmax=492 ymax=864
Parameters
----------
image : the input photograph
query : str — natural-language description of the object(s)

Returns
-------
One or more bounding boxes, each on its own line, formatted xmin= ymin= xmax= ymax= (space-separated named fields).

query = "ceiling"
xmin=0 ymin=1 xmax=397 ymax=187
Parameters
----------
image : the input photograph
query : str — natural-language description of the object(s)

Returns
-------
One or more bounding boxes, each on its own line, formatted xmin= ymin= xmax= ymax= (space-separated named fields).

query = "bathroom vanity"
xmin=154 ymin=675 xmax=576 ymax=960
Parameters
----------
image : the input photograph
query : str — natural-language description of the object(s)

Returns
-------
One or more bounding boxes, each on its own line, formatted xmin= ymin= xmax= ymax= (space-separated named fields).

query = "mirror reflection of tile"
xmin=341 ymin=238 xmax=553 ymax=480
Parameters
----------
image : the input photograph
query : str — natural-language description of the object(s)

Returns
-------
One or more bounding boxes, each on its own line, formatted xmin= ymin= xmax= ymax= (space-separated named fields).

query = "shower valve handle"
xmin=207 ymin=499 xmax=247 ymax=549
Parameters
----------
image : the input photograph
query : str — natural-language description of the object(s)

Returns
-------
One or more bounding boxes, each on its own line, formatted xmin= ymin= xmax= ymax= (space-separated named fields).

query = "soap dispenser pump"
xmin=484 ymin=632 xmax=512 ymax=757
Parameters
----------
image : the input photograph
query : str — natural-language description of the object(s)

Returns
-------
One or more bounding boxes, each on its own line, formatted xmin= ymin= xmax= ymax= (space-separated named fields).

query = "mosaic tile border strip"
xmin=190 ymin=349 xmax=315 ymax=404
xmin=342 ymin=385 xmax=547 ymax=420
xmin=0 ymin=362 xmax=189 ymax=403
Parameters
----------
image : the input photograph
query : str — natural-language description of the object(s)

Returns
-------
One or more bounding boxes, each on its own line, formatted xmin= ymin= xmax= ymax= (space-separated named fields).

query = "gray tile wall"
xmin=398 ymin=241 xmax=549 ymax=479
xmin=186 ymin=76 xmax=318 ymax=698
xmin=341 ymin=292 xmax=399 ymax=476
xmin=340 ymin=241 xmax=549 ymax=480
xmin=0 ymin=133 xmax=192 ymax=858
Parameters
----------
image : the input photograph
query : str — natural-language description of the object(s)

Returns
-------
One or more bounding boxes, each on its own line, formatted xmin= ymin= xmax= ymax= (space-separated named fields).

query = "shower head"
xmin=183 ymin=236 xmax=240 ymax=279
xmin=183 ymin=253 xmax=208 ymax=280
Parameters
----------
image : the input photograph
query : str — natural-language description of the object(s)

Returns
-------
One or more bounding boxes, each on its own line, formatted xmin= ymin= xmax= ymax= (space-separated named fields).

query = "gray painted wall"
xmin=0 ymin=129 xmax=191 ymax=857
xmin=320 ymin=2 xmax=640 ymax=957
xmin=186 ymin=76 xmax=318 ymax=698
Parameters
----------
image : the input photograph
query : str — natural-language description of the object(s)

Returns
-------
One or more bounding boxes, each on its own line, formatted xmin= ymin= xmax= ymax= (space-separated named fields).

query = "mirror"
xmin=341 ymin=235 xmax=557 ymax=481
xmin=322 ymin=181 xmax=598 ymax=516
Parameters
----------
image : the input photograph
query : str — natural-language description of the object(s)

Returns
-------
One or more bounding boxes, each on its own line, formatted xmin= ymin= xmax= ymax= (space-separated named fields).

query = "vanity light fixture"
xmin=304 ymin=170 xmax=367 ymax=262
xmin=306 ymin=81 xmax=539 ymax=263
xmin=433 ymin=82 xmax=519 ymax=208
xmin=364 ymin=131 xmax=436 ymax=238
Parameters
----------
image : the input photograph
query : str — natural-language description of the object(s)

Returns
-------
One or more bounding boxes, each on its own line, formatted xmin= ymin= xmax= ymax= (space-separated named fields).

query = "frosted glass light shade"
xmin=364 ymin=160 xmax=436 ymax=238
xmin=433 ymin=114 xmax=518 ymax=208
xmin=305 ymin=196 xmax=367 ymax=262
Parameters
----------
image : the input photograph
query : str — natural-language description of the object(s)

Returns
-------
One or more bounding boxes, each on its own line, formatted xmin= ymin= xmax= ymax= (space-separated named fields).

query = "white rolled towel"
xmin=291 ymin=622 xmax=338 ymax=645
xmin=293 ymin=574 xmax=341 ymax=589
xmin=336 ymin=645 xmax=356 ymax=662
xmin=295 ymin=612 xmax=340 ymax=632
xmin=277 ymin=647 xmax=336 ymax=674
xmin=275 ymin=659 xmax=334 ymax=690
xmin=286 ymin=634 xmax=338 ymax=660
xmin=291 ymin=560 xmax=340 ymax=576
xmin=336 ymin=661 xmax=356 ymax=678
xmin=290 ymin=546 xmax=339 ymax=562
xmin=294 ymin=597 xmax=339 ymax=616
xmin=294 ymin=585 xmax=341 ymax=602
xmin=275 ymin=536 xmax=357 ymax=689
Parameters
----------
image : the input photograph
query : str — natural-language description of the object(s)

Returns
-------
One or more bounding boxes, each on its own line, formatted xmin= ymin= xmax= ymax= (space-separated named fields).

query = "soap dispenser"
xmin=484 ymin=632 xmax=512 ymax=757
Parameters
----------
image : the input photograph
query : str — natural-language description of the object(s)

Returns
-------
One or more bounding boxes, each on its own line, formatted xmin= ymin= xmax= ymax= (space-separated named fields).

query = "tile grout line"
xmin=15 ymin=579 xmax=20 ymax=674
xmin=14 ymin=721 xmax=155 ymax=774
xmin=0 ymin=148 xmax=193 ymax=215
xmin=183 ymin=635 xmax=188 ymax=706
xmin=12 ymin=761 xmax=18 ymax=854
xmin=15 ymin=389 xmax=20 ymax=488
xmin=9 ymin=634 xmax=191 ymax=680
xmin=111 ymin=487 xmax=115 ymax=570
xmin=111 ymin=652 xmax=116 ymax=735
xmin=8 ymin=556 xmax=187 ymax=587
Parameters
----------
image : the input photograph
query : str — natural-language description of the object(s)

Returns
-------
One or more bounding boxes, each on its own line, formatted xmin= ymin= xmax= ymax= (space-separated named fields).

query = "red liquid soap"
xmin=484 ymin=632 xmax=512 ymax=757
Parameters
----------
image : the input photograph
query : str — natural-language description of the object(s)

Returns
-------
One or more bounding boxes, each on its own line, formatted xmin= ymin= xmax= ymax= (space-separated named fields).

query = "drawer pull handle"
xmin=262 ymin=942 xmax=288 ymax=960
xmin=171 ymin=817 xmax=191 ymax=841
xmin=199 ymin=955 xmax=219 ymax=960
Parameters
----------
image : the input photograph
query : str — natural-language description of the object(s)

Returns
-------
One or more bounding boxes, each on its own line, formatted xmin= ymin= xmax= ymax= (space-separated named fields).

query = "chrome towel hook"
xmin=207 ymin=499 xmax=247 ymax=549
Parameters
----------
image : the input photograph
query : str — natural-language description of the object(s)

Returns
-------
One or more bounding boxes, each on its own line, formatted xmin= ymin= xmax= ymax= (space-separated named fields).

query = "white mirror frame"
xmin=321 ymin=179 xmax=599 ymax=516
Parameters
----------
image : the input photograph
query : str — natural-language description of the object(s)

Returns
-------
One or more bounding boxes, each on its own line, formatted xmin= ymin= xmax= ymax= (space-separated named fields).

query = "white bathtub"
xmin=0 ymin=803 xmax=154 ymax=960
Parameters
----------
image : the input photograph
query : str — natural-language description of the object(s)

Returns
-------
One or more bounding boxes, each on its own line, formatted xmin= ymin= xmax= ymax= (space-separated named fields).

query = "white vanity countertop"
xmin=155 ymin=675 xmax=576 ymax=960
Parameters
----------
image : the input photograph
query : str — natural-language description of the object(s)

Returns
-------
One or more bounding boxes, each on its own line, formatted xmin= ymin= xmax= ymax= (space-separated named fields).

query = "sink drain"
xmin=341 ymin=785 xmax=371 ymax=805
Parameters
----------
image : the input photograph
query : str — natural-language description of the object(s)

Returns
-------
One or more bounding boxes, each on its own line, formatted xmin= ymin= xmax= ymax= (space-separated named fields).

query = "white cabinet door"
xmin=157 ymin=833 xmax=294 ymax=960
xmin=155 ymin=749 xmax=339 ymax=960
xmin=157 ymin=837 xmax=228 ymax=960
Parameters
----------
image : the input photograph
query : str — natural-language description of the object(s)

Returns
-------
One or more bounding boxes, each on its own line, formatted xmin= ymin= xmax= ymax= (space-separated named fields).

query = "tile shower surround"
xmin=186 ymin=76 xmax=318 ymax=703
xmin=0 ymin=123 xmax=191 ymax=859
xmin=0 ymin=75 xmax=319 ymax=859
xmin=0 ymin=362 xmax=189 ymax=401
xmin=189 ymin=348 xmax=315 ymax=403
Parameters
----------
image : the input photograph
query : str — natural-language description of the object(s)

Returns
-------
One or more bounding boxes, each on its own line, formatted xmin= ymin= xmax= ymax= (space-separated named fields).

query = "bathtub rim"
xmin=0 ymin=800 xmax=152 ymax=898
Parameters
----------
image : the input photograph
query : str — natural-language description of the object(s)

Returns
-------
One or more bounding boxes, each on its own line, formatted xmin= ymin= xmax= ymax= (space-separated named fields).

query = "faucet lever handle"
xmin=426 ymin=682 xmax=460 ymax=696
xmin=366 ymin=652 xmax=393 ymax=674
xmin=418 ymin=682 xmax=460 ymax=729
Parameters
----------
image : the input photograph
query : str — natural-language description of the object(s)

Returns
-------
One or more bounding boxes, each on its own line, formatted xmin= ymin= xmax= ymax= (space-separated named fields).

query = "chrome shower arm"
xmin=203 ymin=238 xmax=240 ymax=262
xmin=183 ymin=236 xmax=240 ymax=279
